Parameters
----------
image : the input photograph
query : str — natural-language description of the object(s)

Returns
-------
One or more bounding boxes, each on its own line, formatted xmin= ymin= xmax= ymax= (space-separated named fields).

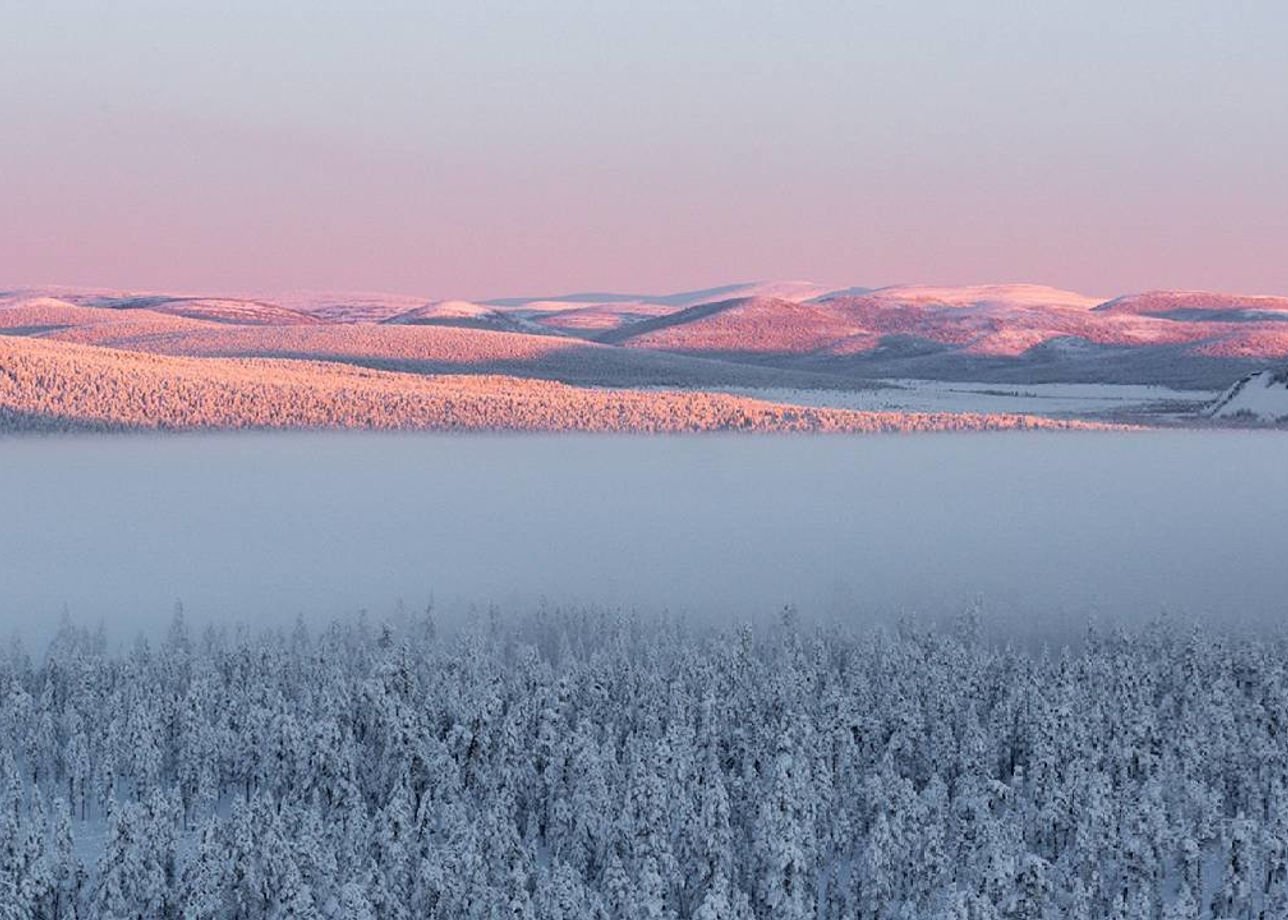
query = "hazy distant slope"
xmin=1095 ymin=290 xmax=1288 ymax=321
xmin=42 ymin=316 xmax=864 ymax=391
xmin=484 ymin=280 xmax=837 ymax=309
xmin=594 ymin=283 xmax=1288 ymax=388
xmin=481 ymin=281 xmax=841 ymax=338
xmin=383 ymin=299 xmax=533 ymax=332
xmin=0 ymin=296 xmax=124 ymax=335
xmin=605 ymin=284 xmax=1108 ymax=355
xmin=511 ymin=300 xmax=680 ymax=335
xmin=6 ymin=287 xmax=420 ymax=325
xmin=0 ymin=336 xmax=1096 ymax=433
xmin=601 ymin=296 xmax=866 ymax=352
xmin=268 ymin=290 xmax=434 ymax=323
xmin=80 ymin=294 xmax=318 ymax=325
xmin=1 ymin=296 xmax=226 ymax=341
xmin=842 ymin=283 xmax=1104 ymax=311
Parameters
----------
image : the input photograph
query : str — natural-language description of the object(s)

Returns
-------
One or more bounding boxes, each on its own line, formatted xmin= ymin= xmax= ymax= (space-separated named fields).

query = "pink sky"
xmin=2 ymin=3 xmax=1285 ymax=299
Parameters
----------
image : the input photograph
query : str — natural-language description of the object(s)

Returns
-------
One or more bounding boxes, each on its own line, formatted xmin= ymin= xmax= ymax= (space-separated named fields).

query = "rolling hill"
xmin=0 ymin=335 xmax=1093 ymax=434
xmin=4 ymin=280 xmax=1288 ymax=430
xmin=593 ymin=284 xmax=1288 ymax=388
xmin=1095 ymin=290 xmax=1288 ymax=322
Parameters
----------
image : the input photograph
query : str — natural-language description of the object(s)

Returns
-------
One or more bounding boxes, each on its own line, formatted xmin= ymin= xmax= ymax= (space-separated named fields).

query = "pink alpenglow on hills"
xmin=0 ymin=335 xmax=1104 ymax=434
xmin=3 ymin=281 xmax=1287 ymax=431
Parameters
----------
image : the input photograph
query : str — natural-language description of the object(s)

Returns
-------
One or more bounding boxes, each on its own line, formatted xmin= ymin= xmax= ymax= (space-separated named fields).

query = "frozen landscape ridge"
xmin=3 ymin=282 xmax=1288 ymax=431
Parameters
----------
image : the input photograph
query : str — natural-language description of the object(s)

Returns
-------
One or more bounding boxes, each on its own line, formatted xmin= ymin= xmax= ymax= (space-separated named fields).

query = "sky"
xmin=2 ymin=1 xmax=1286 ymax=299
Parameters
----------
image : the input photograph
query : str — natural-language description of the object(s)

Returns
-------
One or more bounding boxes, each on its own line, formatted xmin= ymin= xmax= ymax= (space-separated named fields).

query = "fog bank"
xmin=2 ymin=431 xmax=1285 ymax=643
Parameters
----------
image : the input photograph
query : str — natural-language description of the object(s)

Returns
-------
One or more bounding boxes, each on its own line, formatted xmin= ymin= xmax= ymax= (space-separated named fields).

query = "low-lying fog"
xmin=2 ymin=432 xmax=1285 ymax=645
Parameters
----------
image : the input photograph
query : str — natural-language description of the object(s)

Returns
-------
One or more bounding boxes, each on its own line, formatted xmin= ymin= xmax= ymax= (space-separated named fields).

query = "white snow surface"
xmin=1207 ymin=369 xmax=1288 ymax=422
xmin=690 ymin=379 xmax=1213 ymax=419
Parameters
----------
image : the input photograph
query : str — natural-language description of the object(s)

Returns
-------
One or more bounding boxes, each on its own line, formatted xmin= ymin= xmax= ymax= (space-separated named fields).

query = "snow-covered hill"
xmin=1206 ymin=369 xmax=1288 ymax=423
xmin=383 ymin=299 xmax=534 ymax=332
xmin=0 ymin=334 xmax=1097 ymax=433
xmin=1095 ymin=290 xmax=1288 ymax=321
xmin=7 ymin=281 xmax=1288 ymax=397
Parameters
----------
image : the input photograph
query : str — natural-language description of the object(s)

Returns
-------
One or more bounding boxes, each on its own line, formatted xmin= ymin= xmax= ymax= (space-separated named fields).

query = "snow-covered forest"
xmin=3 ymin=605 xmax=1286 ymax=919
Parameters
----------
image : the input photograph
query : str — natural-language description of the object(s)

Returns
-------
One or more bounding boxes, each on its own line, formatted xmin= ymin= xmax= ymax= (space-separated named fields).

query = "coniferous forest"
xmin=2 ymin=606 xmax=1286 ymax=919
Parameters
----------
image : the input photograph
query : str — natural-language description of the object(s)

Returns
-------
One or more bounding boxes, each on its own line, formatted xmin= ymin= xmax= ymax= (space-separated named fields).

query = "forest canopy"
xmin=1 ymin=606 xmax=1284 ymax=919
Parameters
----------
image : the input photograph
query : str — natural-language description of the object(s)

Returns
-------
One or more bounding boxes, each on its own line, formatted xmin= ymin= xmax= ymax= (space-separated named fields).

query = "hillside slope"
xmin=593 ymin=284 xmax=1288 ymax=389
xmin=29 ymin=310 xmax=861 ymax=392
xmin=1095 ymin=290 xmax=1288 ymax=321
xmin=1206 ymin=369 xmax=1288 ymax=423
xmin=598 ymin=296 xmax=865 ymax=351
xmin=0 ymin=336 xmax=1096 ymax=433
xmin=7 ymin=281 xmax=1288 ymax=394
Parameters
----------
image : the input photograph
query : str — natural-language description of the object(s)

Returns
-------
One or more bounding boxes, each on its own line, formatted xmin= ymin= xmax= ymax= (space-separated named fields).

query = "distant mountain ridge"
xmin=1095 ymin=290 xmax=1288 ymax=320
xmin=5 ymin=281 xmax=1288 ymax=393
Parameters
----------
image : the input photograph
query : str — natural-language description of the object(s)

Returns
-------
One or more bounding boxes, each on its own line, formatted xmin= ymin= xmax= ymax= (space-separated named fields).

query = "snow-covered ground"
xmin=1207 ymin=369 xmax=1288 ymax=423
xmin=705 ymin=379 xmax=1215 ymax=420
